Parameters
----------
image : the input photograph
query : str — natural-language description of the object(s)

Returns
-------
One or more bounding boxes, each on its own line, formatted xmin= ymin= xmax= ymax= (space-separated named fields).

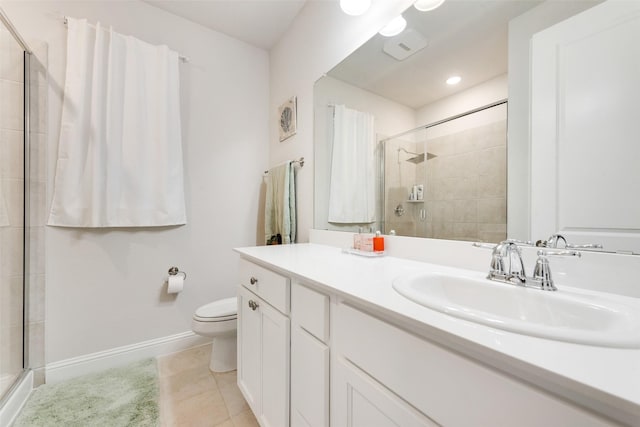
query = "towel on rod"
xmin=265 ymin=162 xmax=296 ymax=245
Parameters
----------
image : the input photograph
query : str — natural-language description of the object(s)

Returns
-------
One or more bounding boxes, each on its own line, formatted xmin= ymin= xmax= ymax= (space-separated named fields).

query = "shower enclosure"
xmin=381 ymin=101 xmax=508 ymax=242
xmin=0 ymin=7 xmax=47 ymax=410
xmin=0 ymin=11 xmax=27 ymax=400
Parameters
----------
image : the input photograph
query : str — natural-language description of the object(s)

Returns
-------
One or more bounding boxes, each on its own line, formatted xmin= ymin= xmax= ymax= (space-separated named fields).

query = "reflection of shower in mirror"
xmin=397 ymin=147 xmax=437 ymax=164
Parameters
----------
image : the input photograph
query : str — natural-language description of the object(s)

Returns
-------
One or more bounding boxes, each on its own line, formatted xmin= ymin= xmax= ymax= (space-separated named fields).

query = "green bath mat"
xmin=13 ymin=358 xmax=159 ymax=427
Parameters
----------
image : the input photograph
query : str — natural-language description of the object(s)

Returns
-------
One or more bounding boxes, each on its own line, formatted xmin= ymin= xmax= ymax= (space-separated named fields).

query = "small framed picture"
xmin=278 ymin=96 xmax=297 ymax=142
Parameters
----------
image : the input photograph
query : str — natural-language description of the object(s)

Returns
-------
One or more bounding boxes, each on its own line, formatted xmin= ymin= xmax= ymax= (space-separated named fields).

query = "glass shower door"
xmin=0 ymin=19 xmax=25 ymax=399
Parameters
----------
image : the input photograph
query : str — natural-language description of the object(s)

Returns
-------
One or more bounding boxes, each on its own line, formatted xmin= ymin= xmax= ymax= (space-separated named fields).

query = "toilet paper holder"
xmin=168 ymin=266 xmax=187 ymax=280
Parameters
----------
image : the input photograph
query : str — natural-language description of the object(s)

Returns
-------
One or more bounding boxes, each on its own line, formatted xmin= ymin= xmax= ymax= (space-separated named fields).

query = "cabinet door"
xmin=331 ymin=359 xmax=437 ymax=427
xmin=291 ymin=325 xmax=329 ymax=427
xmin=259 ymin=299 xmax=290 ymax=427
xmin=237 ymin=286 xmax=261 ymax=414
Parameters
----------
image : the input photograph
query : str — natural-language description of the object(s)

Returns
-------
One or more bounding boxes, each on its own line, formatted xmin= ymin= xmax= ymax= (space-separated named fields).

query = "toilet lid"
xmin=195 ymin=297 xmax=237 ymax=319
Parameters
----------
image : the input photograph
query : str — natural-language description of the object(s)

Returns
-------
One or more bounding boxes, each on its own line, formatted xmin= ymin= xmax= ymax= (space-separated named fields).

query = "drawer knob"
xmin=248 ymin=300 xmax=259 ymax=311
xmin=250 ymin=276 xmax=258 ymax=285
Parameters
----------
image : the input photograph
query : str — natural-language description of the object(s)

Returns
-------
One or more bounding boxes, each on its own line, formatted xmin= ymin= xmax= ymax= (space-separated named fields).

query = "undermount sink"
xmin=392 ymin=272 xmax=640 ymax=348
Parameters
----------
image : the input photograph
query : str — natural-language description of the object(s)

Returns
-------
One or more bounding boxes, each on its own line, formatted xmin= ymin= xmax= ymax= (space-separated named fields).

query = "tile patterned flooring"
xmin=157 ymin=344 xmax=258 ymax=427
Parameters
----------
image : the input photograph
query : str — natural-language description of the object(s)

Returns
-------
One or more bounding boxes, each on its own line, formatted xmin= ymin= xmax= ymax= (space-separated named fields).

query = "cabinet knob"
xmin=250 ymin=276 xmax=258 ymax=285
xmin=248 ymin=300 xmax=259 ymax=311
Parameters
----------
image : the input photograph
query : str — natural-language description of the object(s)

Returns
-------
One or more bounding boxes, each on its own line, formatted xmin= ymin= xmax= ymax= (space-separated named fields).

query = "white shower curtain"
xmin=328 ymin=105 xmax=376 ymax=224
xmin=48 ymin=18 xmax=186 ymax=227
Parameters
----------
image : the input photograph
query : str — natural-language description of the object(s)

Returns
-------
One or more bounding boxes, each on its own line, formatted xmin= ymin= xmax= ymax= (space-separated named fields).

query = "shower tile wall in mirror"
xmin=314 ymin=0 xmax=602 ymax=244
xmin=382 ymin=105 xmax=507 ymax=242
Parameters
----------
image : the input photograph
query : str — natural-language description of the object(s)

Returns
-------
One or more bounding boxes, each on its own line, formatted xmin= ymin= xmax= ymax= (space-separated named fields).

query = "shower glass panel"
xmin=0 ymin=19 xmax=25 ymax=399
xmin=382 ymin=102 xmax=507 ymax=242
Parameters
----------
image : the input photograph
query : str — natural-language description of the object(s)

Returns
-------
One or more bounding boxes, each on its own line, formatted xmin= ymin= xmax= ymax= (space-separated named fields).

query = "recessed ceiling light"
xmin=379 ymin=16 xmax=407 ymax=37
xmin=340 ymin=0 xmax=371 ymax=16
xmin=414 ymin=0 xmax=446 ymax=12
xmin=446 ymin=75 xmax=461 ymax=85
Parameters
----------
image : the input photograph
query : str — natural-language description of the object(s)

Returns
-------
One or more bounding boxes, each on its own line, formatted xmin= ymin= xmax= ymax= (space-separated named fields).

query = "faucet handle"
xmin=472 ymin=243 xmax=506 ymax=276
xmin=472 ymin=242 xmax=497 ymax=250
xmin=532 ymin=249 xmax=581 ymax=291
xmin=566 ymin=243 xmax=603 ymax=250
xmin=505 ymin=238 xmax=534 ymax=246
xmin=537 ymin=249 xmax=582 ymax=258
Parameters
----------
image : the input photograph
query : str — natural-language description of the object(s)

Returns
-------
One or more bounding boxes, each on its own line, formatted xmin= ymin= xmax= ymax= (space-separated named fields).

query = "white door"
xmin=291 ymin=325 xmax=329 ymax=427
xmin=331 ymin=359 xmax=438 ymax=427
xmin=237 ymin=286 xmax=261 ymax=414
xmin=259 ymin=299 xmax=290 ymax=427
xmin=531 ymin=0 xmax=640 ymax=253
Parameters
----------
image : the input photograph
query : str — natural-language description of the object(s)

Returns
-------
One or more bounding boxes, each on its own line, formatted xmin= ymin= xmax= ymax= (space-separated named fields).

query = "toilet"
xmin=192 ymin=297 xmax=238 ymax=372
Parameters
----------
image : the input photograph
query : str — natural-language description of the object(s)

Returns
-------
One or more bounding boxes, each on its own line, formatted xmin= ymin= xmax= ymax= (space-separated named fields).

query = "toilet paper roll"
xmin=167 ymin=274 xmax=184 ymax=294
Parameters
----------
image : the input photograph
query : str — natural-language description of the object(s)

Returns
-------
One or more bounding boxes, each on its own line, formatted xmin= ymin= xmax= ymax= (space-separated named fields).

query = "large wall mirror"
xmin=313 ymin=0 xmax=614 ymax=246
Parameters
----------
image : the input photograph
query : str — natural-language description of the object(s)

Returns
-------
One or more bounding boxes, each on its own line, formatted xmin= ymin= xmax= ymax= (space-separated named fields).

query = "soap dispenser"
xmin=373 ymin=231 xmax=385 ymax=253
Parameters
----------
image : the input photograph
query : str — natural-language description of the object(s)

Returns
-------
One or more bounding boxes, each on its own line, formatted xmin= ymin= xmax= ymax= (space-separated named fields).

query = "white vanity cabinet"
xmin=332 ymin=302 xmax=617 ymax=427
xmin=236 ymin=249 xmax=630 ymax=427
xmin=290 ymin=282 xmax=330 ymax=427
xmin=237 ymin=259 xmax=290 ymax=427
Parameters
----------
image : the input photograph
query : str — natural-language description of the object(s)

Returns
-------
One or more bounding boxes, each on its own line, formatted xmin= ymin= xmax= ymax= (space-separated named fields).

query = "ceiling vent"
xmin=383 ymin=29 xmax=428 ymax=61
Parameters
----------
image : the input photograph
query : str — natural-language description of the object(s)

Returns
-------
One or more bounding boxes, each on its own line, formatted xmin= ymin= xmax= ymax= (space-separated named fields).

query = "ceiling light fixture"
xmin=340 ymin=0 xmax=371 ymax=16
xmin=414 ymin=0 xmax=446 ymax=12
xmin=446 ymin=75 xmax=461 ymax=85
xmin=379 ymin=16 xmax=407 ymax=37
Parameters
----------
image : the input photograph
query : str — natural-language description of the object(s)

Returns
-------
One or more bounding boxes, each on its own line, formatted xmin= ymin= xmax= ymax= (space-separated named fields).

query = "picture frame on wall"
xmin=278 ymin=96 xmax=297 ymax=142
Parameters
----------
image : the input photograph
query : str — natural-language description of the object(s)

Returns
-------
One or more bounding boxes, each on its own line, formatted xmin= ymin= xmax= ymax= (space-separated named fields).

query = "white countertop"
xmin=234 ymin=243 xmax=640 ymax=425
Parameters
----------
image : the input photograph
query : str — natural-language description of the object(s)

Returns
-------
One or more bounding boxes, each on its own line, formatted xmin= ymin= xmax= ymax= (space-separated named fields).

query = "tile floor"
xmin=157 ymin=344 xmax=258 ymax=427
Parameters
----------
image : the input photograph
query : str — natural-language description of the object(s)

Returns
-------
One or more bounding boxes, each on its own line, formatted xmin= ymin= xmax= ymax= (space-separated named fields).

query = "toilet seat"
xmin=191 ymin=296 xmax=238 ymax=372
xmin=193 ymin=297 xmax=237 ymax=323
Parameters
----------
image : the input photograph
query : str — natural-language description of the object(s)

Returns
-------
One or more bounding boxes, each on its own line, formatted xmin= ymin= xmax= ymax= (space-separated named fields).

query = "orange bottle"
xmin=373 ymin=231 xmax=385 ymax=253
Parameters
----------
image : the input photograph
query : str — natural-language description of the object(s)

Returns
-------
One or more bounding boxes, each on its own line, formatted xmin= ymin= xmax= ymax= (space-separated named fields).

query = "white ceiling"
xmin=328 ymin=0 xmax=544 ymax=109
xmin=144 ymin=0 xmax=308 ymax=50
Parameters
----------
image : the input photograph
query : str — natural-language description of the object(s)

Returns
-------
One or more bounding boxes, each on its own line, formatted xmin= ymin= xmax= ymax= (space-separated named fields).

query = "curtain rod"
xmin=264 ymin=157 xmax=304 ymax=175
xmin=63 ymin=16 xmax=189 ymax=63
xmin=380 ymin=98 xmax=507 ymax=143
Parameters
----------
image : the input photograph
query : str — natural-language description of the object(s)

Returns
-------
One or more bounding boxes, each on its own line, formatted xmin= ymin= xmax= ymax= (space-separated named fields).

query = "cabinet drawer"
xmin=291 ymin=282 xmax=329 ymax=343
xmin=239 ymin=258 xmax=290 ymax=314
xmin=336 ymin=303 xmax=615 ymax=427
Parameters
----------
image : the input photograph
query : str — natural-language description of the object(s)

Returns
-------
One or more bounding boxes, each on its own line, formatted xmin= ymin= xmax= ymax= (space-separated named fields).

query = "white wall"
xmin=313 ymin=75 xmax=416 ymax=233
xmin=1 ymin=1 xmax=269 ymax=364
xmin=269 ymin=0 xmax=416 ymax=243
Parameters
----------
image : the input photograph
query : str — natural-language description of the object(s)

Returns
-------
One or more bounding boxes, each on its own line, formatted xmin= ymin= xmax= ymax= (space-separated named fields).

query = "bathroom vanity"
xmin=235 ymin=243 xmax=640 ymax=427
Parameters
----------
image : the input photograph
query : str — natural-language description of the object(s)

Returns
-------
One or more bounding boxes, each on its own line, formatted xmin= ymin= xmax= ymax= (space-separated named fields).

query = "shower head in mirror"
xmin=397 ymin=147 xmax=436 ymax=164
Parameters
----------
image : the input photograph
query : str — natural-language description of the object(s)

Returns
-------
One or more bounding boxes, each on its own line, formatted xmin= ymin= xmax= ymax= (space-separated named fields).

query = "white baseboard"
xmin=46 ymin=331 xmax=211 ymax=384
xmin=0 ymin=370 xmax=33 ymax=426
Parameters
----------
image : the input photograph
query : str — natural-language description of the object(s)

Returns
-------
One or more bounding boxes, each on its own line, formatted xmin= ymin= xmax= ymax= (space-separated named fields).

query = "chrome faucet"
xmin=539 ymin=233 xmax=567 ymax=248
xmin=474 ymin=240 xmax=581 ymax=291
xmin=488 ymin=241 xmax=527 ymax=285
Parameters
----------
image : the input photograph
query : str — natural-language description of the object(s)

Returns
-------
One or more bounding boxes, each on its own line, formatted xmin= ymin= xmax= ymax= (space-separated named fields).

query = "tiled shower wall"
xmin=0 ymin=25 xmax=48 ymax=394
xmin=426 ymin=120 xmax=507 ymax=243
xmin=0 ymin=24 xmax=25 ymax=396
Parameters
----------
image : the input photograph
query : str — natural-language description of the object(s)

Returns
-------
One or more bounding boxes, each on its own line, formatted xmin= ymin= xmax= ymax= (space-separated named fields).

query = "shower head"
xmin=406 ymin=153 xmax=425 ymax=164
xmin=397 ymin=147 xmax=437 ymax=164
